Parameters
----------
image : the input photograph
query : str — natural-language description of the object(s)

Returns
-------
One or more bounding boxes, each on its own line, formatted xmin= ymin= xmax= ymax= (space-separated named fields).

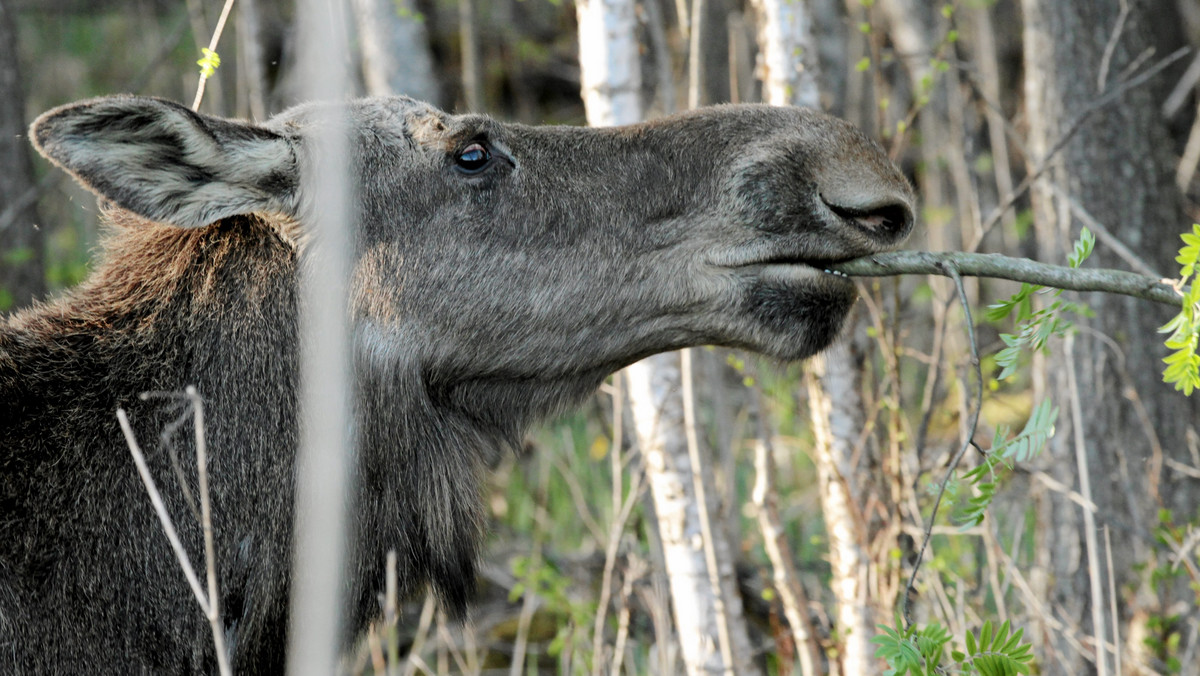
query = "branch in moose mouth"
xmin=827 ymin=250 xmax=1186 ymax=307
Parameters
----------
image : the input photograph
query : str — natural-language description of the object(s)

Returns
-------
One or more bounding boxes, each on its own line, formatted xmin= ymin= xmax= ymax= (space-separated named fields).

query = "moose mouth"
xmin=742 ymin=256 xmax=857 ymax=284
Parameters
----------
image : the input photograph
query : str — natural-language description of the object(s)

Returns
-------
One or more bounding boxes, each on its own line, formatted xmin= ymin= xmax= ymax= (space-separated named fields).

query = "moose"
xmin=0 ymin=94 xmax=913 ymax=673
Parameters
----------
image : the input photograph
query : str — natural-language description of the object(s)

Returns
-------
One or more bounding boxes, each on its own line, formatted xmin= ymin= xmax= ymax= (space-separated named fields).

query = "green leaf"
xmin=1067 ymin=227 xmax=1096 ymax=268
xmin=197 ymin=47 xmax=221 ymax=78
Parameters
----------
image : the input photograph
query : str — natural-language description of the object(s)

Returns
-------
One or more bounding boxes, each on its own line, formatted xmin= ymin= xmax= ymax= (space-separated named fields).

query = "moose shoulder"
xmin=0 ymin=95 xmax=913 ymax=674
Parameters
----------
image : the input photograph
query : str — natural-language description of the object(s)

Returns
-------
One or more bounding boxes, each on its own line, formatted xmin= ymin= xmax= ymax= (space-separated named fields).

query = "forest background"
xmin=2 ymin=0 xmax=1200 ymax=674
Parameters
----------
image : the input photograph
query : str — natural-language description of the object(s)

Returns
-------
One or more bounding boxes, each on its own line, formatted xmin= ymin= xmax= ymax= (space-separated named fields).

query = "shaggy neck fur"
xmin=0 ymin=211 xmax=573 ymax=671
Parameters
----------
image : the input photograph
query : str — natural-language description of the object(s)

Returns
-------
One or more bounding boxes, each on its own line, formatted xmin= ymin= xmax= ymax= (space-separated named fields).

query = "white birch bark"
xmin=351 ymin=0 xmax=440 ymax=104
xmin=576 ymin=0 xmax=642 ymax=126
xmin=625 ymin=352 xmax=757 ymax=676
xmin=575 ymin=3 xmax=757 ymax=672
xmin=806 ymin=349 xmax=873 ymax=676
xmin=749 ymin=0 xmax=821 ymax=108
xmin=754 ymin=2 xmax=875 ymax=673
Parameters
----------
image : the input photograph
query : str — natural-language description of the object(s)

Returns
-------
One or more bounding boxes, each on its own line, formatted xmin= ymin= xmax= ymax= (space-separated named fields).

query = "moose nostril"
xmin=825 ymin=200 xmax=913 ymax=240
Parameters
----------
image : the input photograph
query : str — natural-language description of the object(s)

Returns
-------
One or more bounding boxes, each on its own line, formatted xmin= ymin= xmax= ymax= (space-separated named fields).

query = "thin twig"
xmin=192 ymin=0 xmax=238 ymax=111
xmin=903 ymin=264 xmax=983 ymax=628
xmin=590 ymin=373 xmax=648 ymax=675
xmin=184 ymin=386 xmax=231 ymax=676
xmin=610 ymin=555 xmax=646 ymax=676
xmin=748 ymin=363 xmax=823 ymax=676
xmin=117 ymin=409 xmax=210 ymax=613
xmin=1096 ymin=0 xmax=1130 ymax=91
xmin=402 ymin=592 xmax=437 ymax=676
xmin=385 ymin=550 xmax=400 ymax=670
xmin=509 ymin=452 xmax=552 ymax=676
xmin=117 ymin=407 xmax=232 ymax=675
xmin=1065 ymin=334 xmax=1108 ymax=676
xmin=1104 ymin=527 xmax=1122 ymax=676
xmin=1164 ymin=52 xmax=1200 ymax=119
xmin=1044 ymin=183 xmax=1161 ymax=278
xmin=970 ymin=46 xmax=1189 ymax=250
xmin=829 ymin=250 xmax=1185 ymax=307
xmin=139 ymin=391 xmax=202 ymax=521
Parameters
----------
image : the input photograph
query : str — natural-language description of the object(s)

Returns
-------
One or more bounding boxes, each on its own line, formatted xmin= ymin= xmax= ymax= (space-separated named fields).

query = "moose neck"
xmin=349 ymin=324 xmax=613 ymax=622
xmin=6 ymin=209 xmax=610 ymax=630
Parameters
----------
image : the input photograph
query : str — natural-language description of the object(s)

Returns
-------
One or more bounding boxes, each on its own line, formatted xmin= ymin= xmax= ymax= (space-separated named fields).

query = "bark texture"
xmin=576 ymin=0 xmax=642 ymax=127
xmin=754 ymin=2 xmax=883 ymax=672
xmin=351 ymin=0 xmax=440 ymax=104
xmin=1022 ymin=1 xmax=1200 ymax=672
xmin=0 ymin=0 xmax=44 ymax=311
xmin=806 ymin=344 xmax=876 ymax=676
xmin=575 ymin=3 xmax=756 ymax=673
xmin=626 ymin=352 xmax=759 ymax=676
xmin=749 ymin=0 xmax=821 ymax=108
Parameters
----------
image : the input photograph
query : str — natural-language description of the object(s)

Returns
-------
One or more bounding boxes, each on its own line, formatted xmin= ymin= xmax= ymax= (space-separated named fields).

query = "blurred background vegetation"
xmin=4 ymin=0 xmax=1200 ymax=674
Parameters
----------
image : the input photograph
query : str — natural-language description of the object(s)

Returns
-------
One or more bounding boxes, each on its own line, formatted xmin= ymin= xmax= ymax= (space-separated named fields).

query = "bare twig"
xmin=1044 ymin=183 xmax=1161 ymax=278
xmin=509 ymin=451 xmax=551 ymax=676
xmin=401 ymin=592 xmax=437 ymax=676
xmin=1177 ymin=98 xmax=1200 ymax=191
xmin=970 ymin=46 xmax=1189 ymax=250
xmin=184 ymin=387 xmax=231 ymax=676
xmin=117 ymin=409 xmax=209 ymax=612
xmin=687 ymin=0 xmax=706 ymax=109
xmin=0 ymin=172 xmax=59 ymax=236
xmin=1064 ymin=334 xmax=1108 ymax=676
xmin=192 ymin=0 xmax=238 ymax=111
xmin=903 ymin=264 xmax=982 ymax=628
xmin=1104 ymin=527 xmax=1122 ymax=676
xmin=610 ymin=555 xmax=646 ymax=676
xmin=117 ymin=403 xmax=231 ymax=675
xmin=385 ymin=550 xmax=401 ymax=670
xmin=829 ymin=250 xmax=1185 ymax=307
xmin=591 ymin=373 xmax=649 ymax=674
xmin=748 ymin=363 xmax=823 ymax=676
xmin=1096 ymin=0 xmax=1130 ymax=91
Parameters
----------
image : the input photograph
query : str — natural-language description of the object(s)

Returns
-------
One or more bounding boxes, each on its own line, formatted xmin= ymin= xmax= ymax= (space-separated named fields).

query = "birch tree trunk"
xmin=626 ymin=353 xmax=758 ymax=676
xmin=0 ymin=0 xmax=44 ymax=311
xmin=805 ymin=347 xmax=873 ymax=676
xmin=1022 ymin=1 xmax=1200 ymax=672
xmin=576 ymin=0 xmax=641 ymax=127
xmin=749 ymin=0 xmax=821 ymax=108
xmin=575 ymin=2 xmax=758 ymax=673
xmin=753 ymin=2 xmax=880 ymax=673
xmin=350 ymin=0 xmax=440 ymax=104
xmin=459 ymin=0 xmax=482 ymax=111
xmin=236 ymin=0 xmax=268 ymax=120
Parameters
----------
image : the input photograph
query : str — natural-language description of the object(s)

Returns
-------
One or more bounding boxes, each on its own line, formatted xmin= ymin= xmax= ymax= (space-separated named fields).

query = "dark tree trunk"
xmin=1022 ymin=0 xmax=1200 ymax=672
xmin=0 ymin=0 xmax=44 ymax=311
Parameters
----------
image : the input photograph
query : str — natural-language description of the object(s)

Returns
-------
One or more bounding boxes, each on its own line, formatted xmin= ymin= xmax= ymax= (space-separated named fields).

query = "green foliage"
xmin=1157 ymin=224 xmax=1200 ymax=395
xmin=196 ymin=47 xmax=221 ymax=79
xmin=955 ymin=400 xmax=1056 ymax=529
xmin=510 ymin=555 xmax=596 ymax=661
xmin=958 ymin=620 xmax=1035 ymax=675
xmin=872 ymin=622 xmax=948 ymax=675
xmin=392 ymin=0 xmax=425 ymax=23
xmin=2 ymin=247 xmax=35 ymax=266
xmin=874 ymin=621 xmax=1034 ymax=675
xmin=988 ymin=228 xmax=1095 ymax=381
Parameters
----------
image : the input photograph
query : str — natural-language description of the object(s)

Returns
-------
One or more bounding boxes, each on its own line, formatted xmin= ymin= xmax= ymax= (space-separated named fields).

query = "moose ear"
xmin=30 ymin=96 xmax=298 ymax=228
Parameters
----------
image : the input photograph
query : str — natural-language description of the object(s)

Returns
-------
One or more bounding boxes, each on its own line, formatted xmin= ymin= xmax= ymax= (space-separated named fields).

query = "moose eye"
xmin=455 ymin=142 xmax=491 ymax=173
